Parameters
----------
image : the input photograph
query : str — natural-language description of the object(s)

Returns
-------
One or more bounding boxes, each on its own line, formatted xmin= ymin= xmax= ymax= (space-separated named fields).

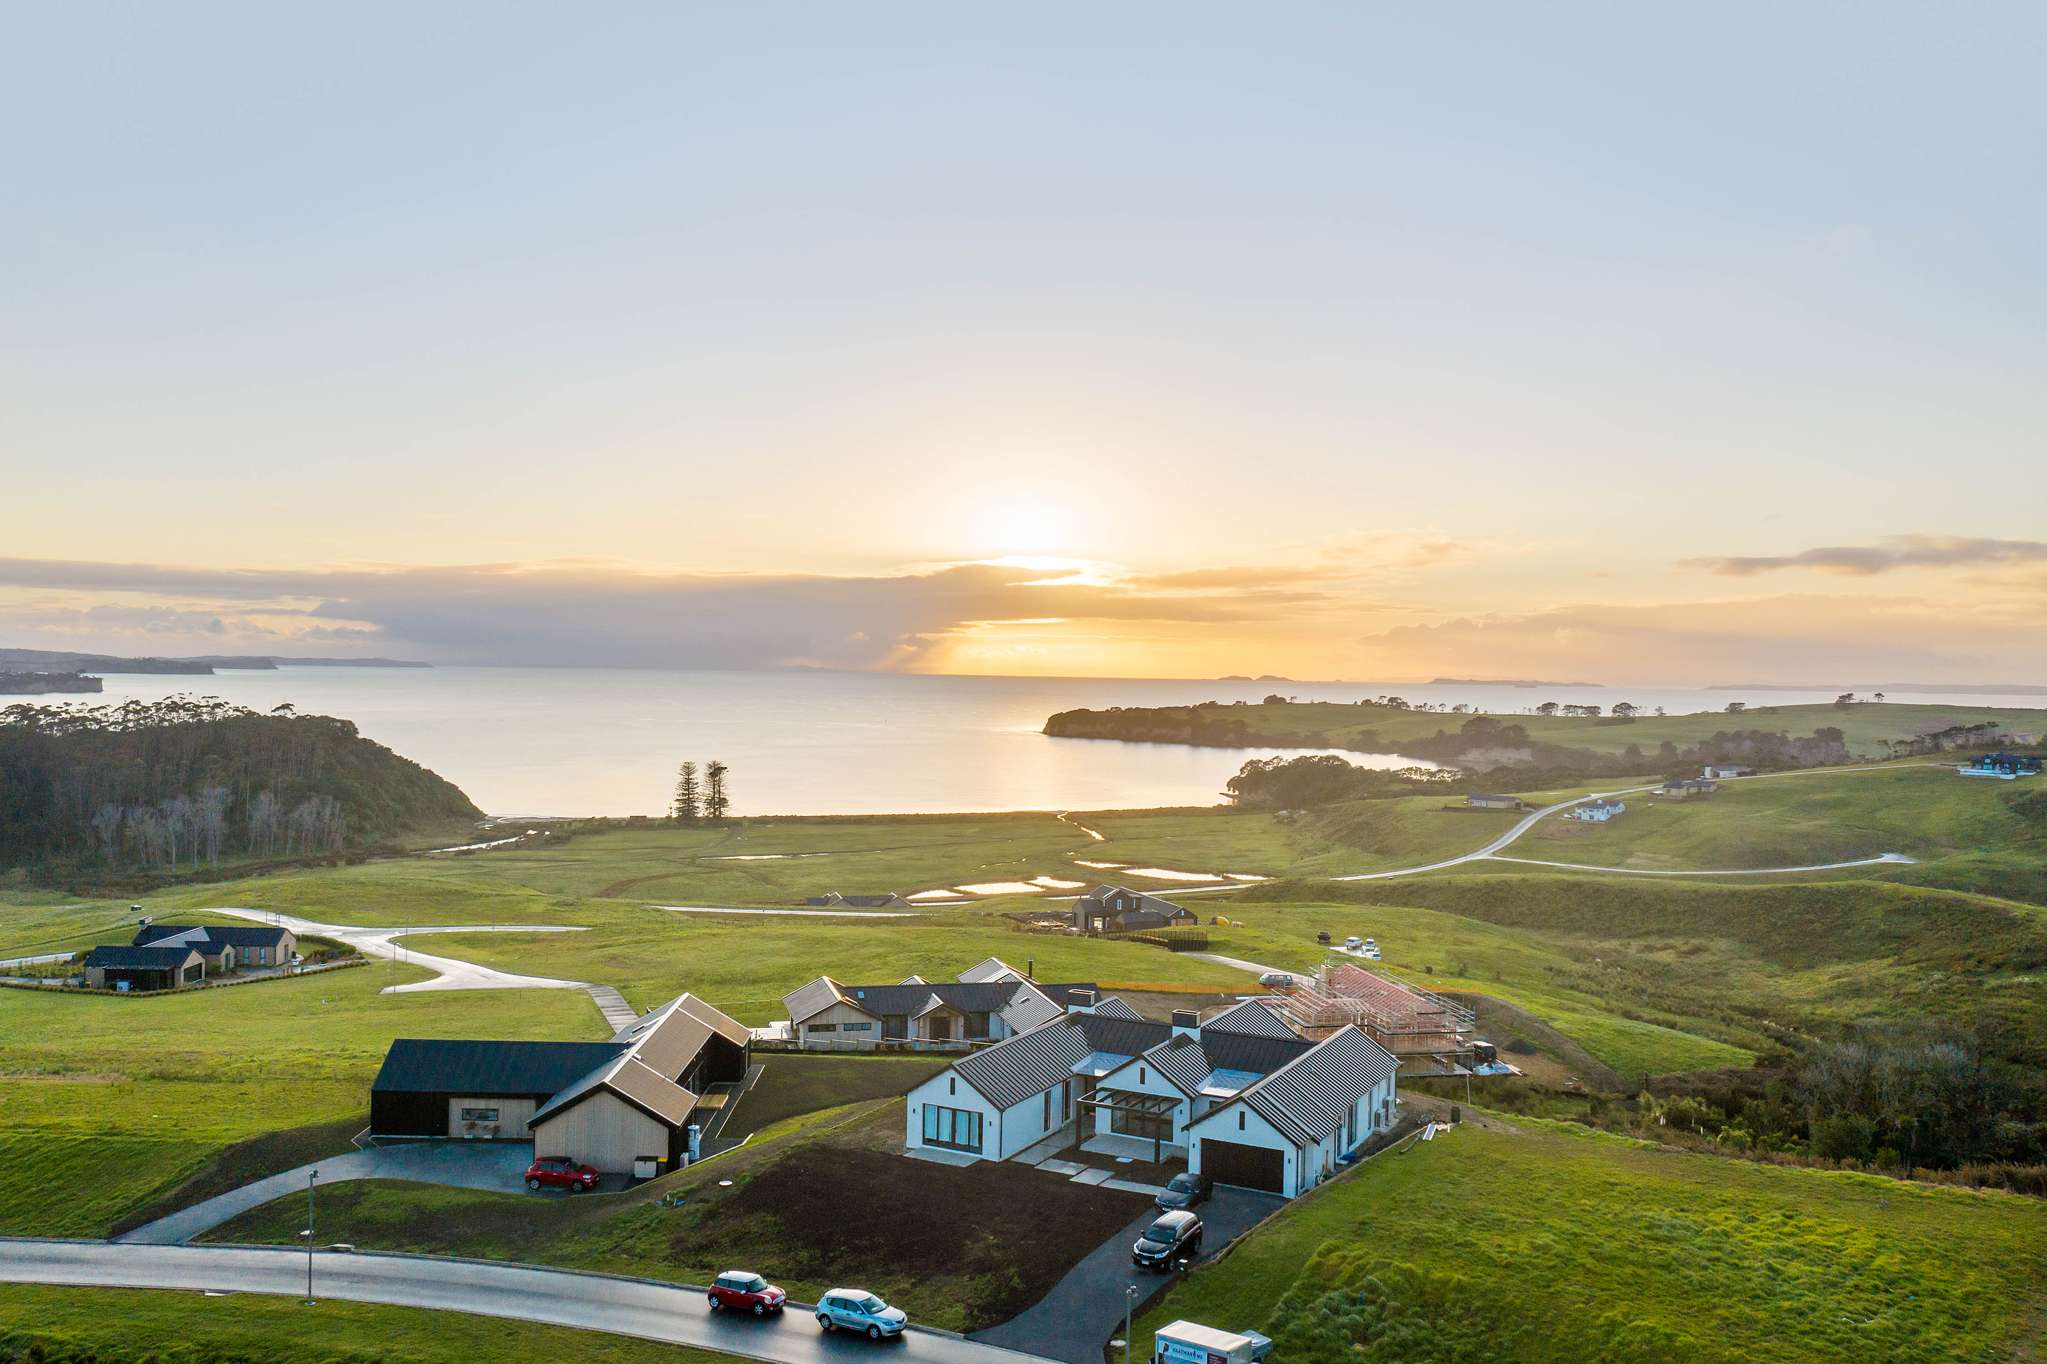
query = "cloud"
xmin=1682 ymin=535 xmax=2047 ymax=577
xmin=1357 ymin=592 xmax=2047 ymax=686
xmin=0 ymin=557 xmax=1311 ymax=669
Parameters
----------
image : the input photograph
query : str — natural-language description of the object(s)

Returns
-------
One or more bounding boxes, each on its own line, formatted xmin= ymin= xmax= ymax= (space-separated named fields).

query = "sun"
xmin=968 ymin=493 xmax=1070 ymax=559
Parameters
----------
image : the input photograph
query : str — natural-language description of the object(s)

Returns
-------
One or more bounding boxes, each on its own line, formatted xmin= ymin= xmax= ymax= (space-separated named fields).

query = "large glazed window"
xmin=921 ymin=1104 xmax=983 ymax=1152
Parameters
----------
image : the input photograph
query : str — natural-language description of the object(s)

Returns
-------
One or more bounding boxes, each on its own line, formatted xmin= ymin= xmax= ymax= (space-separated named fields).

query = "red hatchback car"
xmin=708 ymin=1270 xmax=787 ymax=1316
xmin=524 ymin=1155 xmax=600 ymax=1191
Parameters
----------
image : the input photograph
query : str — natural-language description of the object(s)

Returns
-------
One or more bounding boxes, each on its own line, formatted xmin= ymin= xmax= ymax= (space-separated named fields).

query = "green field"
xmin=0 ymin=1284 xmax=740 ymax=1364
xmin=1138 ymin=1121 xmax=2047 ymax=1364
xmin=0 ymin=963 xmax=606 ymax=1235
xmin=1052 ymin=698 xmax=2047 ymax=761
xmin=1521 ymin=764 xmax=2038 ymax=870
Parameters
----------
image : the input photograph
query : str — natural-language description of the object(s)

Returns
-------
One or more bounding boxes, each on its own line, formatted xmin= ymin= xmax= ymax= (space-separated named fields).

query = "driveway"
xmin=118 ymin=1142 xmax=536 ymax=1246
xmin=970 ymin=1187 xmax=1286 ymax=1364
xmin=0 ymin=1241 xmax=1056 ymax=1364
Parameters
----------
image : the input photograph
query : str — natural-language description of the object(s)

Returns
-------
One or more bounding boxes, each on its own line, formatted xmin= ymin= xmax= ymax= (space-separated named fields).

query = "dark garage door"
xmin=1202 ymin=1139 xmax=1285 ymax=1193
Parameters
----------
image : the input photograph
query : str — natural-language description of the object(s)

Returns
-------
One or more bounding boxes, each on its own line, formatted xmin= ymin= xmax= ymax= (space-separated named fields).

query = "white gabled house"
xmin=781 ymin=957 xmax=1094 ymax=1051
xmin=904 ymin=991 xmax=1400 ymax=1195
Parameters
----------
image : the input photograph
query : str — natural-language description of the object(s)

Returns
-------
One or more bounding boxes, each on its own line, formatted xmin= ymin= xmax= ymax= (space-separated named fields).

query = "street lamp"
xmin=302 ymin=1168 xmax=318 ymax=1305
xmin=1124 ymin=1282 xmax=1139 ymax=1364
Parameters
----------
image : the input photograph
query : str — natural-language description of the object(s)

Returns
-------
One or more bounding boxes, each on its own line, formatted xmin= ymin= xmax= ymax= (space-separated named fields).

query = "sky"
xmin=4 ymin=2 xmax=2045 ymax=684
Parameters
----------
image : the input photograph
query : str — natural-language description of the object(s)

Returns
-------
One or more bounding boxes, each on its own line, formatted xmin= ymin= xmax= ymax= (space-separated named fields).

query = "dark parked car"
xmin=1132 ymin=1209 xmax=1204 ymax=1271
xmin=1155 ymin=1171 xmax=1213 ymax=1211
xmin=708 ymin=1270 xmax=786 ymax=1316
xmin=524 ymin=1155 xmax=599 ymax=1191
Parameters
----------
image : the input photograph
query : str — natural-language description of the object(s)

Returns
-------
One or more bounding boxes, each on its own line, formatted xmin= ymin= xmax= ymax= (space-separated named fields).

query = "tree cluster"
xmin=670 ymin=759 xmax=730 ymax=821
xmin=0 ymin=695 xmax=480 ymax=875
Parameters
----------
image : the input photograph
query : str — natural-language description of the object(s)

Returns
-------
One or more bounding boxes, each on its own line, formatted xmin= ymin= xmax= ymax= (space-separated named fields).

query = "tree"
xmin=1534 ymin=701 xmax=1559 ymax=717
xmin=1612 ymin=701 xmax=1639 ymax=719
xmin=672 ymin=761 xmax=701 ymax=823
xmin=704 ymin=760 xmax=730 ymax=821
xmin=1874 ymin=692 xmax=1886 ymax=703
xmin=1725 ymin=701 xmax=1747 ymax=714
xmin=1835 ymin=692 xmax=1858 ymax=708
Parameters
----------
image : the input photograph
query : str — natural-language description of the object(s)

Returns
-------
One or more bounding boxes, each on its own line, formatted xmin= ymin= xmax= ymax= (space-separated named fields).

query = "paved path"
xmin=209 ymin=909 xmax=593 ymax=994
xmin=586 ymin=983 xmax=639 ymax=1029
xmin=0 ymin=951 xmax=75 ymax=969
xmin=1489 ymin=851 xmax=1916 ymax=876
xmin=118 ymin=1144 xmax=535 ymax=1246
xmin=971 ymin=1188 xmax=1285 ymax=1364
xmin=0 ymin=1241 xmax=1055 ymax=1364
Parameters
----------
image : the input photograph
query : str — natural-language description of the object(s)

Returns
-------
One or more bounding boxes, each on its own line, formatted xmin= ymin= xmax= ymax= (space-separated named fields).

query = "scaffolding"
xmin=1283 ymin=963 xmax=1479 ymax=1081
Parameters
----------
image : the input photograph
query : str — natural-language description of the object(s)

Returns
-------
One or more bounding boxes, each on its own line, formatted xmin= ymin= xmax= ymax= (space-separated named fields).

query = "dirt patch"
xmin=1448 ymin=991 xmax=1625 ymax=1092
xmin=672 ymin=1145 xmax=1149 ymax=1329
xmin=1053 ymin=1143 xmax=1182 ymax=1185
xmin=724 ymin=1055 xmax=949 ymax=1135
xmin=1108 ymin=989 xmax=1243 ymax=1022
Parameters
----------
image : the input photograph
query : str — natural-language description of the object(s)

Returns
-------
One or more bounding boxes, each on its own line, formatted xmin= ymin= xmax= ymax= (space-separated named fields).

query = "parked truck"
xmin=1154 ymin=1320 xmax=1274 ymax=1364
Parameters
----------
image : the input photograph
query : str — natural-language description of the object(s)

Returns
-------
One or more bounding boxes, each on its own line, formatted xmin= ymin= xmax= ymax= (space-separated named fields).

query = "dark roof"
xmin=1202 ymin=998 xmax=1301 ymax=1040
xmin=371 ymin=1039 xmax=626 ymax=1096
xmin=1229 ymin=1027 xmax=1399 ymax=1145
xmin=1076 ymin=885 xmax=1190 ymax=918
xmin=952 ymin=1005 xmax=1311 ymax=1111
xmin=84 ymin=944 xmax=200 ymax=969
xmin=830 ymin=980 xmax=1028 ymax=1018
xmin=134 ymin=923 xmax=292 ymax=950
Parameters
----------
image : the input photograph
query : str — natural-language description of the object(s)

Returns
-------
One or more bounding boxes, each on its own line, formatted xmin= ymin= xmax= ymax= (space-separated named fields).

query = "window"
xmin=460 ymin=1107 xmax=500 ymax=1123
xmin=1238 ymin=1110 xmax=1246 ymax=1131
xmin=921 ymin=1104 xmax=982 ymax=1153
xmin=948 ymin=1076 xmax=956 ymax=1096
xmin=1138 ymin=1067 xmax=1147 ymax=1084
xmin=808 ymin=1022 xmax=838 ymax=1033
xmin=843 ymin=1022 xmax=873 ymax=1032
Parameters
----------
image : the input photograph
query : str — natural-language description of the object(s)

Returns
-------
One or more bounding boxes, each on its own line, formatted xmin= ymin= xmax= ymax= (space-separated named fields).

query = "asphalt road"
xmin=971 ymin=1188 xmax=1285 ymax=1364
xmin=0 ymin=1240 xmax=1056 ymax=1364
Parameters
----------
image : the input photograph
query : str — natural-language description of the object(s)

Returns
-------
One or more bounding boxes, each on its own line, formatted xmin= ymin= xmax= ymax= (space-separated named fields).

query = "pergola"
xmin=1076 ymin=1089 xmax=1181 ymax=1162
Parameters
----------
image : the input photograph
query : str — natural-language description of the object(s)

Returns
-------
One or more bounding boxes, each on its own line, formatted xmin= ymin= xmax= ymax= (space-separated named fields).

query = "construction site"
xmin=1279 ymin=961 xmax=1517 ymax=1084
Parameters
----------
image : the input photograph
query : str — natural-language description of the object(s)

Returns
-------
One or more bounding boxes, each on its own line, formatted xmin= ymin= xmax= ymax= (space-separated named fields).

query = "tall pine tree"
xmin=672 ymin=761 xmax=700 ymax=822
xmin=704 ymin=760 xmax=729 ymax=821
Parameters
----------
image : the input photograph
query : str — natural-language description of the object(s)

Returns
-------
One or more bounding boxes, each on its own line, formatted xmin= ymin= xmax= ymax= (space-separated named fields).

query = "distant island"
xmin=1429 ymin=677 xmax=1604 ymax=688
xmin=1712 ymin=682 xmax=2047 ymax=697
xmin=0 ymin=648 xmax=432 ymax=676
xmin=0 ymin=670 xmax=104 ymax=696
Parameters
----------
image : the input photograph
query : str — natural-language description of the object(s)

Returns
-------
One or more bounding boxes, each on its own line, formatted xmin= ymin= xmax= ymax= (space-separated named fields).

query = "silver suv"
xmin=816 ymin=1288 xmax=908 ymax=1339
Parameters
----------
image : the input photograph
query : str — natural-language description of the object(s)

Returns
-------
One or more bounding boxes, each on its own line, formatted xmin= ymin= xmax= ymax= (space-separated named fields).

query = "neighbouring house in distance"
xmin=905 ymin=990 xmax=1399 ymax=1197
xmin=1071 ymin=885 xmax=1199 ymax=936
xmin=803 ymin=891 xmax=914 ymax=909
xmin=1657 ymin=777 xmax=1719 ymax=799
xmin=1959 ymin=752 xmax=2044 ymax=780
xmin=1569 ymin=799 xmax=1626 ymax=823
xmin=134 ymin=923 xmax=298 ymax=969
xmin=1463 ymin=793 xmax=1524 ymax=811
xmin=1703 ymin=763 xmax=1757 ymax=779
xmin=781 ymin=957 xmax=1095 ymax=1050
xmin=83 ymin=944 xmax=205 ymax=992
xmin=370 ymin=992 xmax=751 ymax=1177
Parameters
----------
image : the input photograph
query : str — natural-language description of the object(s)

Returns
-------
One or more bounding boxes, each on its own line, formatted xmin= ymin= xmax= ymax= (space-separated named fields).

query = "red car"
xmin=708 ymin=1270 xmax=787 ymax=1316
xmin=524 ymin=1155 xmax=600 ymax=1191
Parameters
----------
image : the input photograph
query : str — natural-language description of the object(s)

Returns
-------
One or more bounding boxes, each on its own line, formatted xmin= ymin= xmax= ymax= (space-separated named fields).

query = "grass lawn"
xmin=0 ymin=1284 xmax=743 ymax=1364
xmin=0 ymin=964 xmax=606 ymax=1235
xmin=206 ymin=1101 xmax=1146 ymax=1334
xmin=721 ymin=1054 xmax=949 ymax=1136
xmin=1139 ymin=1121 xmax=2047 ymax=1364
xmin=1521 ymin=764 xmax=2039 ymax=870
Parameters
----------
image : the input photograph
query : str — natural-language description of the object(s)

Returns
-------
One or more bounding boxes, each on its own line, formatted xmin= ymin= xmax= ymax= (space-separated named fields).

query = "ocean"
xmin=55 ymin=669 xmax=2040 ymax=819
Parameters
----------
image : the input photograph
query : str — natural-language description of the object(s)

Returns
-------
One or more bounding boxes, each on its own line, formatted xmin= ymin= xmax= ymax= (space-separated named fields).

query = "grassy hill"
xmin=1046 ymin=697 xmax=2047 ymax=765
xmin=1137 ymin=1120 xmax=2047 ymax=1363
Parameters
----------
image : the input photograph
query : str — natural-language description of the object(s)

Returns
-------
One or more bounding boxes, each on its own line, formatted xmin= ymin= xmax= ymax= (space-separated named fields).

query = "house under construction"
xmin=1281 ymin=962 xmax=1495 ymax=1079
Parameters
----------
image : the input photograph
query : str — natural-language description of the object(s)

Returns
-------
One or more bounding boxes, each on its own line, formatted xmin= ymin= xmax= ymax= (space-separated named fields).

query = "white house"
xmin=904 ymin=991 xmax=1399 ymax=1195
xmin=1184 ymin=1026 xmax=1398 ymax=1196
xmin=781 ymin=958 xmax=1094 ymax=1051
xmin=1571 ymin=799 xmax=1626 ymax=823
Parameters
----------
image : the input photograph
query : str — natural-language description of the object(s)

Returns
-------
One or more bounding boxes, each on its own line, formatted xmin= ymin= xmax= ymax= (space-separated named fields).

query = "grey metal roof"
xmin=1203 ymin=998 xmax=1301 ymax=1040
xmin=84 ymin=944 xmax=201 ymax=969
xmin=371 ymin=1039 xmax=626 ymax=1096
xmin=1090 ymin=996 xmax=1144 ymax=1021
xmin=781 ymin=976 xmax=848 ymax=1023
xmin=135 ymin=923 xmax=292 ymax=951
xmin=1235 ymin=1026 xmax=1399 ymax=1146
xmin=1142 ymin=1036 xmax=1213 ymax=1096
xmin=951 ymin=1014 xmax=1098 ymax=1109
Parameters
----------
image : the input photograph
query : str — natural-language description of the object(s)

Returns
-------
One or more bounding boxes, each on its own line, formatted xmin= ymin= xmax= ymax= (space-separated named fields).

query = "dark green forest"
xmin=0 ymin=697 xmax=481 ymax=877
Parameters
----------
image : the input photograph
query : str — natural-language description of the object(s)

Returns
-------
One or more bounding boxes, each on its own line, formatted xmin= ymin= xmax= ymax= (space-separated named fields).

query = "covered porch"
xmin=1077 ymin=1088 xmax=1187 ymax=1164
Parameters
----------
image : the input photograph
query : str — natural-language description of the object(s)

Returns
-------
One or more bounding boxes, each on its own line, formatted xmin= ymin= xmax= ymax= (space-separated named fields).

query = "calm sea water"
xmin=60 ymin=669 xmax=2041 ymax=818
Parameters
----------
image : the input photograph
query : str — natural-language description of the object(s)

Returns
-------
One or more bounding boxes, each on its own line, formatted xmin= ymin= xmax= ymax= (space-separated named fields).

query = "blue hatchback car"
xmin=816 ymin=1288 xmax=908 ymax=1340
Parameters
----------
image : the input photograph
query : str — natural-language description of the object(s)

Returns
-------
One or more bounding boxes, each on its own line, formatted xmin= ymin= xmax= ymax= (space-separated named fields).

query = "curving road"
xmin=0 ymin=1240 xmax=1053 ymax=1364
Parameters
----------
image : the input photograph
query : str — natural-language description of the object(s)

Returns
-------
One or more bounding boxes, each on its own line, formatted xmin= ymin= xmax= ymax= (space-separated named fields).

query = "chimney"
xmin=1067 ymin=988 xmax=1097 ymax=1015
xmin=1027 ymin=957 xmax=1034 ymax=980
xmin=1171 ymin=1009 xmax=1200 ymax=1038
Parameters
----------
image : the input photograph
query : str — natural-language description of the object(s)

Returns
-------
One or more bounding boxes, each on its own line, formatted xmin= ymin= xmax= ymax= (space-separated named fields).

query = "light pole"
xmin=1124 ymin=1282 xmax=1139 ymax=1364
xmin=302 ymin=1168 xmax=318 ymax=1305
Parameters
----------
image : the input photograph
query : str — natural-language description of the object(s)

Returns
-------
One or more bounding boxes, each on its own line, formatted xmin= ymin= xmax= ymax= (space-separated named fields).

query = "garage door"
xmin=1201 ymin=1138 xmax=1285 ymax=1193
